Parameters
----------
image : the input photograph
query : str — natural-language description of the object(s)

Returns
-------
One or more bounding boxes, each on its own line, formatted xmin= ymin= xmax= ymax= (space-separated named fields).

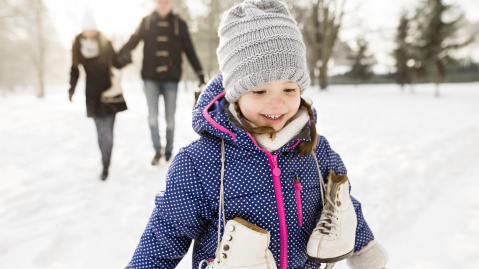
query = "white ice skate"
xmin=199 ymin=217 xmax=277 ymax=269
xmin=307 ymin=169 xmax=357 ymax=263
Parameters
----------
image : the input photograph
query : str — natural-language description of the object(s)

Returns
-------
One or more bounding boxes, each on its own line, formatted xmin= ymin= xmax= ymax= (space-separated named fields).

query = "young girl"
xmin=126 ymin=0 xmax=387 ymax=268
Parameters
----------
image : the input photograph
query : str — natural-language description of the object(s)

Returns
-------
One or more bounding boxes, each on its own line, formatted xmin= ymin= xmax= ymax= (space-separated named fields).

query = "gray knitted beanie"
xmin=217 ymin=0 xmax=310 ymax=103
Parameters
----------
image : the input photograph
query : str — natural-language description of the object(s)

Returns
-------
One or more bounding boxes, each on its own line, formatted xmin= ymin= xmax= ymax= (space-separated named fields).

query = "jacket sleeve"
xmin=126 ymin=149 xmax=211 ymax=269
xmin=118 ymin=18 xmax=145 ymax=67
xmin=69 ymin=39 xmax=80 ymax=94
xmin=316 ymin=136 xmax=375 ymax=252
xmin=69 ymin=66 xmax=79 ymax=95
xmin=179 ymin=20 xmax=204 ymax=77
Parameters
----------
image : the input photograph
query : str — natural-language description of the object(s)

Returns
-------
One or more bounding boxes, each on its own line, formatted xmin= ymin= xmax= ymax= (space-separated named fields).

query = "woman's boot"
xmin=101 ymin=161 xmax=109 ymax=180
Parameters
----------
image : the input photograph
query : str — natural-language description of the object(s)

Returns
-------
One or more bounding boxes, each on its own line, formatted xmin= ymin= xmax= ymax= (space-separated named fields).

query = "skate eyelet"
xmin=222 ymin=253 xmax=228 ymax=259
xmin=337 ymin=201 xmax=341 ymax=206
xmin=228 ymin=225 xmax=235 ymax=232
xmin=226 ymin=235 xmax=232 ymax=241
xmin=223 ymin=244 xmax=230 ymax=251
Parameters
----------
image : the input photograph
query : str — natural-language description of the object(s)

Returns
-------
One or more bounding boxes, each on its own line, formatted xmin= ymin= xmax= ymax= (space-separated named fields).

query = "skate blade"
xmin=306 ymin=248 xmax=354 ymax=263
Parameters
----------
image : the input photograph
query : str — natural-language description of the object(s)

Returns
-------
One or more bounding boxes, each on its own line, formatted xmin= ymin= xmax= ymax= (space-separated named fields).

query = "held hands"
xmin=116 ymin=51 xmax=132 ymax=69
xmin=346 ymin=240 xmax=388 ymax=269
xmin=198 ymin=74 xmax=207 ymax=88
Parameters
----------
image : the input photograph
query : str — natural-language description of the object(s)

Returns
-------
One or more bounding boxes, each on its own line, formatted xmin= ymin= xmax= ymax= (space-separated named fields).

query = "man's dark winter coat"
xmin=119 ymin=11 xmax=204 ymax=82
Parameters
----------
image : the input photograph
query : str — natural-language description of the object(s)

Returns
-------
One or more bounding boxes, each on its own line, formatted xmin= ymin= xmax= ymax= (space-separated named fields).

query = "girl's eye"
xmin=252 ymin=90 xmax=266 ymax=95
xmin=284 ymin=88 xmax=297 ymax=93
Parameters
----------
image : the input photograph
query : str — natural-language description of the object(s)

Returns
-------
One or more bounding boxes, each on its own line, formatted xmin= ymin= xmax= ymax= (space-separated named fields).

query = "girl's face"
xmin=238 ymin=80 xmax=301 ymax=132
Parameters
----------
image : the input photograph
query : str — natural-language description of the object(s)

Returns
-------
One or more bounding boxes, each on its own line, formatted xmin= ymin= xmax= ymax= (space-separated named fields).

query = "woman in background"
xmin=68 ymin=8 xmax=127 ymax=180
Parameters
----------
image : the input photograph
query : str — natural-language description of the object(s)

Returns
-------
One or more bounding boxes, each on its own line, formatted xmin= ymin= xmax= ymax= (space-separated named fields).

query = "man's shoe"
xmin=151 ymin=153 xmax=162 ymax=165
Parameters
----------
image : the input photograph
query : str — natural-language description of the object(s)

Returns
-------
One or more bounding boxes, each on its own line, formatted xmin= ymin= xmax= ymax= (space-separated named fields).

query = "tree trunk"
xmin=433 ymin=63 xmax=441 ymax=98
xmin=309 ymin=68 xmax=316 ymax=87
xmin=319 ymin=64 xmax=328 ymax=90
xmin=37 ymin=68 xmax=45 ymax=98
xmin=434 ymin=83 xmax=440 ymax=97
xmin=34 ymin=0 xmax=46 ymax=98
xmin=410 ymin=70 xmax=417 ymax=94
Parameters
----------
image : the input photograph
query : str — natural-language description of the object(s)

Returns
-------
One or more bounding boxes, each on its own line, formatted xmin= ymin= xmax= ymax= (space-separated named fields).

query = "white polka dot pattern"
xmin=125 ymin=74 xmax=374 ymax=269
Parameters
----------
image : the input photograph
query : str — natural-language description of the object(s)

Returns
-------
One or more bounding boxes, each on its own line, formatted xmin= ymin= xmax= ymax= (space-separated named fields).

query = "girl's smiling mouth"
xmin=262 ymin=114 xmax=285 ymax=121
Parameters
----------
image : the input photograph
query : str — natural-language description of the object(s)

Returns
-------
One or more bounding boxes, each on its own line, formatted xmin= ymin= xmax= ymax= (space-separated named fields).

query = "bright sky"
xmin=45 ymin=0 xmax=152 ymax=47
xmin=46 ymin=0 xmax=479 ymax=68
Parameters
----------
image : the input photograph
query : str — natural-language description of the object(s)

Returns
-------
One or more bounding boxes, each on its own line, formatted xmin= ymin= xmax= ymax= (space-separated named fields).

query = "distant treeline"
xmin=330 ymin=63 xmax=479 ymax=85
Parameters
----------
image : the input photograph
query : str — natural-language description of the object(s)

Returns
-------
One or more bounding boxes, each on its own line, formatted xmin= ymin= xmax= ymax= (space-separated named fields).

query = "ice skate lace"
xmin=315 ymin=195 xmax=340 ymax=235
xmin=199 ymin=139 xmax=226 ymax=269
xmin=311 ymin=154 xmax=339 ymax=235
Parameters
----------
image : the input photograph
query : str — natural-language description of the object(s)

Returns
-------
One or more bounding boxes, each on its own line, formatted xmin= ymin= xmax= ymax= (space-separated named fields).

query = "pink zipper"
xmin=293 ymin=176 xmax=303 ymax=228
xmin=269 ymin=154 xmax=288 ymax=269
xmin=246 ymin=133 xmax=288 ymax=269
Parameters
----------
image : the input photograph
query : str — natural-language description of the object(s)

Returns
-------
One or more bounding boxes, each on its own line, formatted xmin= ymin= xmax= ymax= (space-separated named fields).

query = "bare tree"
xmin=0 ymin=0 xmax=59 ymax=98
xmin=30 ymin=0 xmax=47 ymax=98
xmin=286 ymin=0 xmax=347 ymax=90
xmin=191 ymin=0 xmax=237 ymax=80
xmin=0 ymin=1 xmax=32 ymax=93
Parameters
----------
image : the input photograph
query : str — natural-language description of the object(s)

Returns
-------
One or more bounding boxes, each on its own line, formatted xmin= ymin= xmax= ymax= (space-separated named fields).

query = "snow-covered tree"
xmin=0 ymin=0 xmax=65 ymax=98
xmin=414 ymin=0 xmax=472 ymax=97
xmin=285 ymin=0 xmax=348 ymax=90
xmin=393 ymin=11 xmax=412 ymax=90
xmin=346 ymin=38 xmax=374 ymax=85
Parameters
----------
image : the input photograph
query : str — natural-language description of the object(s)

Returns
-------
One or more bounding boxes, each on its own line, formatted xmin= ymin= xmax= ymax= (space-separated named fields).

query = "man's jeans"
xmin=93 ymin=115 xmax=116 ymax=165
xmin=143 ymin=79 xmax=178 ymax=158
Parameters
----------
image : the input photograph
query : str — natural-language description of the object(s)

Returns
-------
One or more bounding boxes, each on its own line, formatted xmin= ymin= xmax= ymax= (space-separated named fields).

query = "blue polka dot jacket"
xmin=126 ymin=74 xmax=375 ymax=269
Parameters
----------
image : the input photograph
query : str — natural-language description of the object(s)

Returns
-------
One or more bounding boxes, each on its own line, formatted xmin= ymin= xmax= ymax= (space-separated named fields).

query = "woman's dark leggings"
xmin=93 ymin=115 xmax=116 ymax=166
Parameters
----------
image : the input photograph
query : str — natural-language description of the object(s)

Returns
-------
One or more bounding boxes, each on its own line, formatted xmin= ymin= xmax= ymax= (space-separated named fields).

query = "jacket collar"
xmin=152 ymin=10 xmax=175 ymax=21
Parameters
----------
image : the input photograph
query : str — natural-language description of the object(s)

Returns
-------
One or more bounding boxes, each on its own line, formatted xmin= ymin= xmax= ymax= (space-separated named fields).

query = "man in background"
xmin=119 ymin=0 xmax=206 ymax=165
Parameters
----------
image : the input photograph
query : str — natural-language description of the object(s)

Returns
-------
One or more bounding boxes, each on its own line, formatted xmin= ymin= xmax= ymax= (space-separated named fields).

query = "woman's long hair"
xmin=234 ymin=98 xmax=318 ymax=155
xmin=72 ymin=32 xmax=111 ymax=68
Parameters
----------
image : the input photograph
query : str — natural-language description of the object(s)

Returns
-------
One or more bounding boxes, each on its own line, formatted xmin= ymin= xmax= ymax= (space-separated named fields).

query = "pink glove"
xmin=347 ymin=240 xmax=388 ymax=269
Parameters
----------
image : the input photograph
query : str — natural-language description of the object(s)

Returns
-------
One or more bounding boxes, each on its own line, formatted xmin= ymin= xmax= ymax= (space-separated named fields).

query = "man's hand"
xmin=198 ymin=74 xmax=207 ymax=87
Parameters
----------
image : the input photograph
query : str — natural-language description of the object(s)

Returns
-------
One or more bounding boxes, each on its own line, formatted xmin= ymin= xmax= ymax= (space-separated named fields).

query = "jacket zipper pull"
xmin=293 ymin=176 xmax=302 ymax=191
xmin=293 ymin=175 xmax=303 ymax=228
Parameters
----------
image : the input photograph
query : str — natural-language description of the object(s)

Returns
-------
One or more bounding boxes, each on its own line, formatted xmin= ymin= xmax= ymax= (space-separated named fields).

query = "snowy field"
xmin=1 ymin=81 xmax=478 ymax=269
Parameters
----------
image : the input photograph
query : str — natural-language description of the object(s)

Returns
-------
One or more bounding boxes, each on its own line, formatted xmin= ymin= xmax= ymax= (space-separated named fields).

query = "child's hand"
xmin=346 ymin=240 xmax=388 ymax=269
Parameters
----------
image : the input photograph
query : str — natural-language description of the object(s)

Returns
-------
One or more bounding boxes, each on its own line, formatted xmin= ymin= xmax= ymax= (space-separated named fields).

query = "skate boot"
xmin=199 ymin=217 xmax=277 ymax=269
xmin=307 ymin=170 xmax=357 ymax=263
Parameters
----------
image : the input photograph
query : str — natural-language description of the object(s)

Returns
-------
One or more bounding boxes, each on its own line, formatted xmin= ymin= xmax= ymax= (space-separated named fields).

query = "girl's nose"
xmin=268 ymin=95 xmax=283 ymax=108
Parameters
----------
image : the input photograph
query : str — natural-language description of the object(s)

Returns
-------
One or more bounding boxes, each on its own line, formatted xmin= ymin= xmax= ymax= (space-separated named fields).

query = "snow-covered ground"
xmin=1 ymin=81 xmax=478 ymax=269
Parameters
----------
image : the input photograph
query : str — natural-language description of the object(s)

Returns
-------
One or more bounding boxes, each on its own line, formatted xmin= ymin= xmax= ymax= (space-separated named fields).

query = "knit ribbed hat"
xmin=217 ymin=0 xmax=310 ymax=103
xmin=82 ymin=7 xmax=98 ymax=31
